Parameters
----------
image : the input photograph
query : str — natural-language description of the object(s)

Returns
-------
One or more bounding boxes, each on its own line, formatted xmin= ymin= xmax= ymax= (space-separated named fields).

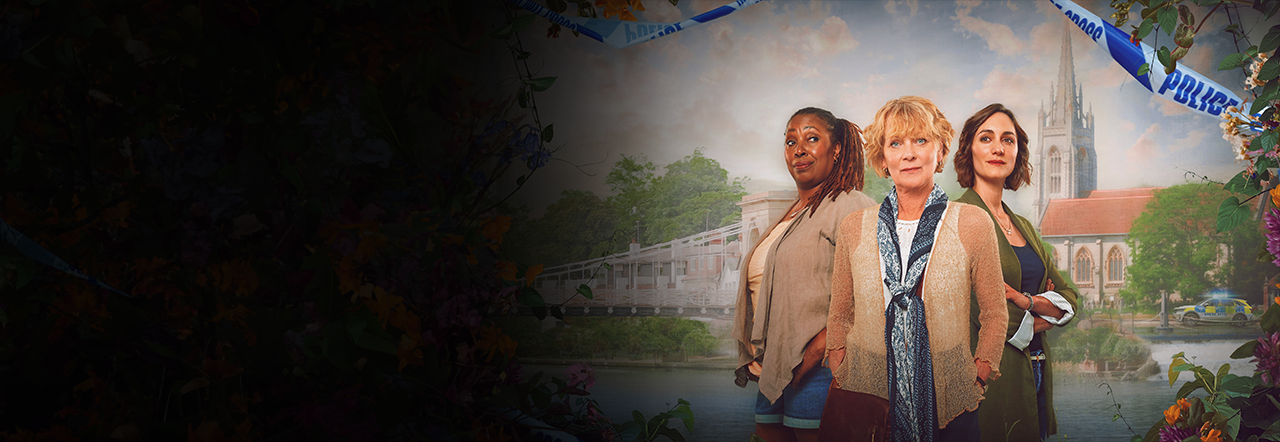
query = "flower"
xmin=566 ymin=363 xmax=596 ymax=391
xmin=1163 ymin=403 xmax=1181 ymax=425
xmin=1200 ymin=422 xmax=1222 ymax=442
xmin=1265 ymin=209 xmax=1280 ymax=267
xmin=1253 ymin=331 xmax=1280 ymax=386
xmin=1247 ymin=53 xmax=1270 ymax=90
xmin=1159 ymin=424 xmax=1195 ymax=442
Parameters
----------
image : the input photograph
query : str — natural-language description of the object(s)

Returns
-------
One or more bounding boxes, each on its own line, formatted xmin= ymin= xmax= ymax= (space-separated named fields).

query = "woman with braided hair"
xmin=732 ymin=107 xmax=876 ymax=442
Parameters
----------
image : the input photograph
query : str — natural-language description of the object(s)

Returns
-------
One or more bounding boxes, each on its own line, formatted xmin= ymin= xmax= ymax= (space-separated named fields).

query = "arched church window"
xmin=1074 ymin=248 xmax=1093 ymax=283
xmin=1049 ymin=147 xmax=1062 ymax=194
xmin=1107 ymin=247 xmax=1124 ymax=281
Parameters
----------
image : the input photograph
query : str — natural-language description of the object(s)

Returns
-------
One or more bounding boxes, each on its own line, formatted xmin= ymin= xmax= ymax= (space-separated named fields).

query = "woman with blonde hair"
xmin=733 ymin=107 xmax=876 ymax=442
xmin=823 ymin=96 xmax=1006 ymax=442
xmin=952 ymin=103 xmax=1077 ymax=441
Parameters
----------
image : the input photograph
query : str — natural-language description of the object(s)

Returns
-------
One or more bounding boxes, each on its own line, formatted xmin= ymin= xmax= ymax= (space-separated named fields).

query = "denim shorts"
xmin=754 ymin=366 xmax=833 ymax=429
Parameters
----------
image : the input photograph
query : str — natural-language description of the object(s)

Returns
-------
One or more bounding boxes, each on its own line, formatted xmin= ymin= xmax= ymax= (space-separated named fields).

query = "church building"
xmin=1030 ymin=30 xmax=1158 ymax=308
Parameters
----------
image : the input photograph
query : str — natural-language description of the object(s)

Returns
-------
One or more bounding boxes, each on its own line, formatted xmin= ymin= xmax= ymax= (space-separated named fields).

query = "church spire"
xmin=1055 ymin=27 xmax=1078 ymax=125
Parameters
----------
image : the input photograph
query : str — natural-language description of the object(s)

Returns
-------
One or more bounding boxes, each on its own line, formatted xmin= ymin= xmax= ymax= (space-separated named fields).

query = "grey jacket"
xmin=732 ymin=189 xmax=876 ymax=402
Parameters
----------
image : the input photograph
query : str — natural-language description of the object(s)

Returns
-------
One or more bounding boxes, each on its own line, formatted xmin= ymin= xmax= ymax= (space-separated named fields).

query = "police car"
xmin=1172 ymin=298 xmax=1254 ymax=327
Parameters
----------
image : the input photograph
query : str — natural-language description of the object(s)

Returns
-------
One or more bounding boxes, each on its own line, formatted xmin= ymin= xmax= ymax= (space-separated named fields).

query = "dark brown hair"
xmin=790 ymin=107 xmax=866 ymax=216
xmin=954 ymin=103 xmax=1032 ymax=190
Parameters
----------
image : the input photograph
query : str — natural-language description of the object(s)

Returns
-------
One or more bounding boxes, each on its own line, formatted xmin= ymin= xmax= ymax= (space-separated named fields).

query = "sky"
xmin=506 ymin=0 xmax=1271 ymax=218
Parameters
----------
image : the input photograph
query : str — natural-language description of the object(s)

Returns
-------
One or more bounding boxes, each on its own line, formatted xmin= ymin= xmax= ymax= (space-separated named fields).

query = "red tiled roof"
xmin=1086 ymin=187 xmax=1162 ymax=198
xmin=1039 ymin=188 xmax=1161 ymax=236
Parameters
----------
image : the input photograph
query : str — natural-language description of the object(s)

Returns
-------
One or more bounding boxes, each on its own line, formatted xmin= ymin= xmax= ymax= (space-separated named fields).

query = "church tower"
xmin=1033 ymin=28 xmax=1097 ymax=227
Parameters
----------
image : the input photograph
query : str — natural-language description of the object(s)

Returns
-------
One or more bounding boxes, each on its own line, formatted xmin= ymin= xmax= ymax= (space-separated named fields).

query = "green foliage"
xmin=613 ymin=149 xmax=747 ymax=247
xmin=1121 ymin=184 xmax=1267 ymax=307
xmin=511 ymin=149 xmax=747 ymax=266
xmin=1052 ymin=324 xmax=1151 ymax=366
xmin=616 ymin=399 xmax=695 ymax=442
xmin=508 ymin=190 xmax=620 ymax=265
xmin=862 ymin=166 xmax=895 ymax=203
xmin=1139 ymin=287 xmax=1280 ymax=442
xmin=500 ymin=316 xmax=722 ymax=360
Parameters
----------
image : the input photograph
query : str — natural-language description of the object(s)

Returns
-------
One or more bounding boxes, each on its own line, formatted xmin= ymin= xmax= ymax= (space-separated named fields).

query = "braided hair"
xmin=789 ymin=107 xmax=866 ymax=217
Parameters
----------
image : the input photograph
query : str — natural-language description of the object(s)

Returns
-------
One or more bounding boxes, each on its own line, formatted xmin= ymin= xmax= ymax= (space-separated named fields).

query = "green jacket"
xmin=954 ymin=189 xmax=1079 ymax=441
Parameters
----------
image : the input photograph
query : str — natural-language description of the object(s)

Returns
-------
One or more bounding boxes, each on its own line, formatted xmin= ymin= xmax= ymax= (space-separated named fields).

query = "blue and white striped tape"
xmin=1048 ymin=0 xmax=1243 ymax=118
xmin=0 ymin=218 xmax=130 ymax=297
xmin=506 ymin=0 xmax=764 ymax=49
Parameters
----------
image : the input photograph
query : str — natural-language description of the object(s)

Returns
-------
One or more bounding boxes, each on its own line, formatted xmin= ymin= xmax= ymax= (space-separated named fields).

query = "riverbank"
xmin=520 ymin=354 xmax=740 ymax=370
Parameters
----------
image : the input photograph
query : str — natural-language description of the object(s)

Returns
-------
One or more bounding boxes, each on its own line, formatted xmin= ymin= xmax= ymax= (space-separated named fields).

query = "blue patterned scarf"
xmin=878 ymin=184 xmax=948 ymax=442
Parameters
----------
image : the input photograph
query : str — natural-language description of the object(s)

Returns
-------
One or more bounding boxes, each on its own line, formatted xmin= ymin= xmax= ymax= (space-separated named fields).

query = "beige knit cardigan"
xmin=732 ymin=190 xmax=876 ymax=403
xmin=826 ymin=201 xmax=1006 ymax=428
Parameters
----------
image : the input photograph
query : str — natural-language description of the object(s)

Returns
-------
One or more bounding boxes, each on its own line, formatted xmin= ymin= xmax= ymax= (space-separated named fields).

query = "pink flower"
xmin=1266 ymin=210 xmax=1280 ymax=267
xmin=587 ymin=405 xmax=610 ymax=423
xmin=1252 ymin=331 xmax=1280 ymax=386
xmin=566 ymin=363 xmax=596 ymax=391
xmin=1159 ymin=424 xmax=1196 ymax=442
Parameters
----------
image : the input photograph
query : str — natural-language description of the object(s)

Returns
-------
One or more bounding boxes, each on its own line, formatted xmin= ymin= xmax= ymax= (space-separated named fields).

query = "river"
xmin=529 ymin=340 xmax=1257 ymax=441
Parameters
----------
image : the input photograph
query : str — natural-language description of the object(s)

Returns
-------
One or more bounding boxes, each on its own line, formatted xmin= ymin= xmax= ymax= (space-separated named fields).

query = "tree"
xmin=1121 ymin=183 xmax=1270 ymax=307
xmin=1217 ymin=212 xmax=1273 ymax=303
xmin=607 ymin=148 xmax=747 ymax=248
xmin=639 ymin=149 xmax=747 ymax=245
xmin=508 ymin=190 xmax=620 ymax=265
xmin=862 ymin=165 xmax=895 ymax=203
xmin=512 ymin=149 xmax=747 ymax=267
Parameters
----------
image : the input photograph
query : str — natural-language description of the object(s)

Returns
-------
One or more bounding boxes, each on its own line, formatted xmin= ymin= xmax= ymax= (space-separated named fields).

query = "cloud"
xmin=1120 ymin=120 xmax=1135 ymax=132
xmin=640 ymin=0 xmax=684 ymax=23
xmin=972 ymin=65 xmax=1054 ymax=118
xmin=885 ymin=0 xmax=921 ymax=18
xmin=954 ymin=0 xmax=1026 ymax=56
xmin=809 ymin=16 xmax=859 ymax=55
xmin=1080 ymin=65 xmax=1127 ymax=90
xmin=788 ymin=0 xmax=832 ymax=23
xmin=1126 ymin=124 xmax=1163 ymax=162
xmin=1150 ymin=94 xmax=1192 ymax=116
xmin=1170 ymin=130 xmax=1207 ymax=152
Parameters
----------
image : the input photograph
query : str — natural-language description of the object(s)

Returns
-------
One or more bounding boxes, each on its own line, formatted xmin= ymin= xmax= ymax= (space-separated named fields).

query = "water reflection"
xmin=527 ymin=340 xmax=1251 ymax=442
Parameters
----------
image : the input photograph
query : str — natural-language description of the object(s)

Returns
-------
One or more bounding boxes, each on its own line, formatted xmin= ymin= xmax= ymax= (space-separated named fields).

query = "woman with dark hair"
xmin=952 ymin=103 xmax=1078 ymax=441
xmin=733 ymin=107 xmax=876 ymax=442
xmin=824 ymin=96 xmax=1006 ymax=442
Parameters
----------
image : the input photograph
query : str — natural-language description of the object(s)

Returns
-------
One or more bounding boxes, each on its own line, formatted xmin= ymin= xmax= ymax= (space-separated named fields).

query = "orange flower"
xmin=397 ymin=334 xmax=424 ymax=372
xmin=481 ymin=216 xmax=512 ymax=247
xmin=1163 ymin=404 xmax=1180 ymax=425
xmin=1199 ymin=422 xmax=1223 ymax=442
xmin=208 ymin=259 xmax=259 ymax=296
xmin=355 ymin=229 xmax=387 ymax=260
xmin=525 ymin=264 xmax=544 ymax=287
xmin=365 ymin=285 xmax=403 ymax=329
xmin=476 ymin=325 xmax=517 ymax=362
xmin=496 ymin=261 xmax=518 ymax=281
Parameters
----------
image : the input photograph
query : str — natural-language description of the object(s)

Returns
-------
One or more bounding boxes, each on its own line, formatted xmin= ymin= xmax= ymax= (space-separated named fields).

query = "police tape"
xmin=1048 ymin=0 xmax=1243 ymax=119
xmin=1 ymin=218 xmax=130 ymax=297
xmin=505 ymin=0 xmax=764 ymax=49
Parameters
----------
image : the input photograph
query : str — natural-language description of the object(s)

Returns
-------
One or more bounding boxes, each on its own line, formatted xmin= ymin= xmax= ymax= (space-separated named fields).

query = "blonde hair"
xmin=864 ymin=96 xmax=955 ymax=178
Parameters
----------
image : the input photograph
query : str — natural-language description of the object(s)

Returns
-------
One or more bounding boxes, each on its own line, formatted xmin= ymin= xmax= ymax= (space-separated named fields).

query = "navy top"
xmin=1012 ymin=243 xmax=1044 ymax=294
xmin=1013 ymin=242 xmax=1046 ymax=352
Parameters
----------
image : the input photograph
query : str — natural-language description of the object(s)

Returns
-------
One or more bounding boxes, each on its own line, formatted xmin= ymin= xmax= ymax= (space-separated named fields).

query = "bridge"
xmin=521 ymin=190 xmax=798 ymax=319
